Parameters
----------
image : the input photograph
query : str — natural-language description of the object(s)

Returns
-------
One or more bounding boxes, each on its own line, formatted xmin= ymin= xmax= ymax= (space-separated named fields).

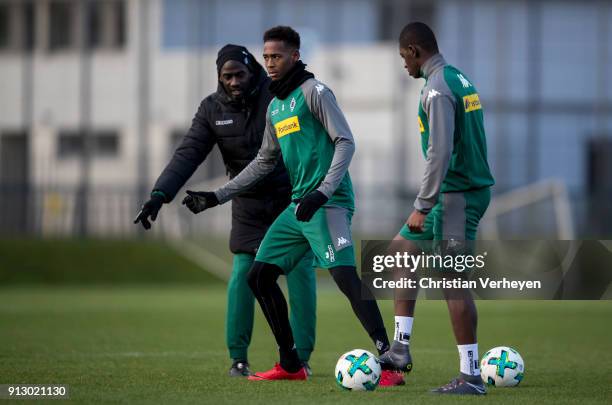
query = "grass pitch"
xmin=1 ymin=286 xmax=610 ymax=404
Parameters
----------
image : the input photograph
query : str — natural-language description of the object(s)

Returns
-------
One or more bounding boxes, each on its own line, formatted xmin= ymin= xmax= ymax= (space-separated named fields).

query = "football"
xmin=480 ymin=346 xmax=525 ymax=387
xmin=334 ymin=349 xmax=381 ymax=391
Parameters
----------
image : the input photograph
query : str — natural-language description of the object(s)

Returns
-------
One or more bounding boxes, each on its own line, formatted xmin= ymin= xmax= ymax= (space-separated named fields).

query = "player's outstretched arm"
xmin=182 ymin=107 xmax=281 ymax=215
xmin=181 ymin=190 xmax=219 ymax=214
xmin=295 ymin=81 xmax=355 ymax=222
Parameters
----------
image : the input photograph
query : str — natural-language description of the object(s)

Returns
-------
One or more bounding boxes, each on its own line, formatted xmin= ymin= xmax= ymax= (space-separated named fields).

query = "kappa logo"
xmin=337 ymin=236 xmax=349 ymax=247
xmin=315 ymin=84 xmax=325 ymax=94
xmin=215 ymin=119 xmax=233 ymax=126
xmin=271 ymin=109 xmax=279 ymax=116
xmin=463 ymin=93 xmax=482 ymax=113
xmin=274 ymin=116 xmax=301 ymax=138
xmin=457 ymin=73 xmax=472 ymax=88
xmin=447 ymin=238 xmax=461 ymax=249
xmin=427 ymin=89 xmax=440 ymax=100
xmin=326 ymin=244 xmax=336 ymax=262
xmin=290 ymin=97 xmax=296 ymax=112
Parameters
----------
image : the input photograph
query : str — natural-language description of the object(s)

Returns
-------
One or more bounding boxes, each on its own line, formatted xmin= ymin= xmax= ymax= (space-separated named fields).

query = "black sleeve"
xmin=152 ymin=99 xmax=216 ymax=201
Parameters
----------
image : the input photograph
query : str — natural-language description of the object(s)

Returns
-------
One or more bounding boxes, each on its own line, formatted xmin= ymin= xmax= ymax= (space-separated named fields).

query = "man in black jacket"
xmin=134 ymin=44 xmax=316 ymax=377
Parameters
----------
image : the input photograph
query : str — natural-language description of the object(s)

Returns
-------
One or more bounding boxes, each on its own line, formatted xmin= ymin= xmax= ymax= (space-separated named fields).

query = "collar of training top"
xmin=420 ymin=53 xmax=447 ymax=80
xmin=268 ymin=60 xmax=315 ymax=100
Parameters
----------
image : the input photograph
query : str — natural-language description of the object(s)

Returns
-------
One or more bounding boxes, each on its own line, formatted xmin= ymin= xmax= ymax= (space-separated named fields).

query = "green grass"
xmin=0 ymin=238 xmax=223 ymax=285
xmin=1 ymin=286 xmax=610 ymax=404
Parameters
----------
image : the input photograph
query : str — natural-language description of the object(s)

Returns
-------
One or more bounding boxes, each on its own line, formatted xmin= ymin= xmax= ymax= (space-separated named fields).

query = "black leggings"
xmin=248 ymin=261 xmax=389 ymax=370
xmin=329 ymin=265 xmax=389 ymax=353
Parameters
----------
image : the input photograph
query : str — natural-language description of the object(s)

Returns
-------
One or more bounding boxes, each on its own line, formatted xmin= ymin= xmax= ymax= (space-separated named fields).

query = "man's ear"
xmin=410 ymin=45 xmax=420 ymax=59
xmin=292 ymin=49 xmax=300 ymax=62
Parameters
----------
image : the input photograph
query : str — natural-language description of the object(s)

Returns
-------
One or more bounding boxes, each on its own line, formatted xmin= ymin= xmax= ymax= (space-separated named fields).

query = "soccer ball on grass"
xmin=480 ymin=346 xmax=525 ymax=387
xmin=334 ymin=349 xmax=381 ymax=391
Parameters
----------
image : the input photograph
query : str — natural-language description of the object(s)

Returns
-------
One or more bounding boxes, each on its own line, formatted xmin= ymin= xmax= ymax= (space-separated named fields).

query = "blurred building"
xmin=0 ymin=0 xmax=610 ymax=238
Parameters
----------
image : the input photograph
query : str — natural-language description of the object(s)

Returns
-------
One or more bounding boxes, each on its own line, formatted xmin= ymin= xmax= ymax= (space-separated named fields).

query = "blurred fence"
xmin=0 ymin=184 xmax=138 ymax=237
xmin=1 ymin=179 xmax=609 ymax=239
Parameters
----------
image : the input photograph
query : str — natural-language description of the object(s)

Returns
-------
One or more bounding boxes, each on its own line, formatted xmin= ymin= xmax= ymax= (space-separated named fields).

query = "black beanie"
xmin=216 ymin=44 xmax=257 ymax=75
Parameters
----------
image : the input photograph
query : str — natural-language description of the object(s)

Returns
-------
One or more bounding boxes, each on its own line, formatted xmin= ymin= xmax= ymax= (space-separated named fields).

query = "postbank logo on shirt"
xmin=463 ymin=93 xmax=482 ymax=113
xmin=275 ymin=116 xmax=301 ymax=138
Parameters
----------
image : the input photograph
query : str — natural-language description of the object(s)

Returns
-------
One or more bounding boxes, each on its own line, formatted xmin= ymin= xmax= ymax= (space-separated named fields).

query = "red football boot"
xmin=379 ymin=369 xmax=406 ymax=387
xmin=248 ymin=363 xmax=308 ymax=381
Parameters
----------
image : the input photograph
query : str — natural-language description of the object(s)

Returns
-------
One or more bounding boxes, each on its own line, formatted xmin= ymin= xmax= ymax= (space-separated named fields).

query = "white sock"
xmin=393 ymin=316 xmax=413 ymax=345
xmin=457 ymin=343 xmax=480 ymax=376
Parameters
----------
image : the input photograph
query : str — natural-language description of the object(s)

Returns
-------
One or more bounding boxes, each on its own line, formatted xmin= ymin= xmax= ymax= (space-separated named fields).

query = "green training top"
xmin=214 ymin=77 xmax=355 ymax=212
xmin=414 ymin=54 xmax=495 ymax=213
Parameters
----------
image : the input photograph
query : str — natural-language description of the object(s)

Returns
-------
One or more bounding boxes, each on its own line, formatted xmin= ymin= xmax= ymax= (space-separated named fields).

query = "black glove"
xmin=295 ymin=190 xmax=328 ymax=222
xmin=182 ymin=190 xmax=219 ymax=214
xmin=133 ymin=192 xmax=165 ymax=230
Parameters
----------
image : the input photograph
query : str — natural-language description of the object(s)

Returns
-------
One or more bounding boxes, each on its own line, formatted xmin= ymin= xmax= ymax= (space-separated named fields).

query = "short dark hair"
xmin=399 ymin=22 xmax=439 ymax=53
xmin=263 ymin=26 xmax=300 ymax=49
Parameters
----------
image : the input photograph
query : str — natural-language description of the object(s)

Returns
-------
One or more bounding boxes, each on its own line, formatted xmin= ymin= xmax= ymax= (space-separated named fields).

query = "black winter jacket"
xmin=153 ymin=69 xmax=291 ymax=254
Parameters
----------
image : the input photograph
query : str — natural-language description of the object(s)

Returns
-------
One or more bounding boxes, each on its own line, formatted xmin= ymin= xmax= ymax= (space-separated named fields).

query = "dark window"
xmin=0 ymin=1 xmax=36 ymax=52
xmin=87 ymin=1 xmax=103 ymax=48
xmin=58 ymin=131 xmax=82 ymax=158
xmin=0 ymin=131 xmax=29 ymax=183
xmin=49 ymin=1 xmax=74 ymax=50
xmin=379 ymin=0 xmax=436 ymax=41
xmin=0 ymin=3 xmax=9 ymax=49
xmin=115 ymin=0 xmax=125 ymax=47
xmin=87 ymin=0 xmax=126 ymax=49
xmin=57 ymin=130 xmax=120 ymax=158
xmin=0 ymin=131 xmax=29 ymax=234
xmin=95 ymin=131 xmax=119 ymax=157
xmin=23 ymin=1 xmax=35 ymax=51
